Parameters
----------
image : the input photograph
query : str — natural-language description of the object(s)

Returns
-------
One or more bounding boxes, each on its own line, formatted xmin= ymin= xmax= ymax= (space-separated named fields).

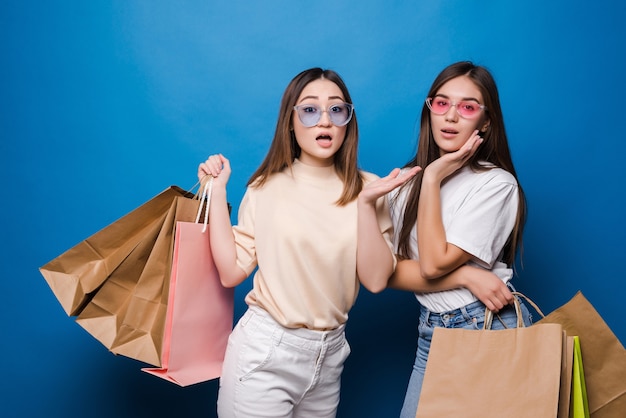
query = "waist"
xmin=414 ymin=288 xmax=479 ymax=313
xmin=415 ymin=277 xmax=514 ymax=312
xmin=246 ymin=305 xmax=346 ymax=349
xmin=420 ymin=299 xmax=486 ymax=319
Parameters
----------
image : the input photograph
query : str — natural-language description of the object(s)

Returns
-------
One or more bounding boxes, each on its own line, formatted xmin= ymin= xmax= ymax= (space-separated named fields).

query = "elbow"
xmin=419 ymin=262 xmax=445 ymax=280
xmin=360 ymin=274 xmax=391 ymax=294
xmin=365 ymin=282 xmax=387 ymax=294
xmin=219 ymin=277 xmax=238 ymax=288
xmin=217 ymin=267 xmax=247 ymax=288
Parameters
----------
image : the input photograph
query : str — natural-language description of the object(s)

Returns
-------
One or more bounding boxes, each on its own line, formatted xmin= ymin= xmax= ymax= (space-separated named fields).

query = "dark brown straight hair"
xmin=247 ymin=68 xmax=363 ymax=205
xmin=393 ymin=61 xmax=526 ymax=266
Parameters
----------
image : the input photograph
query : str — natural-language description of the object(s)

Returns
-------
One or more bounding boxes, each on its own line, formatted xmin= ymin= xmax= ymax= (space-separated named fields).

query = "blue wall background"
xmin=2 ymin=1 xmax=625 ymax=417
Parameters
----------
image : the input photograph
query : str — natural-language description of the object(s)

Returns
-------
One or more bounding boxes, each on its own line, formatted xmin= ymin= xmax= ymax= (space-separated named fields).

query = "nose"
xmin=445 ymin=103 xmax=459 ymax=121
xmin=317 ymin=109 xmax=333 ymax=126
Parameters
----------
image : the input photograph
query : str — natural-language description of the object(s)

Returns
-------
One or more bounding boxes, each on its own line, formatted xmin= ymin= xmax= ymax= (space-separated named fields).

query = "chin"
xmin=440 ymin=146 xmax=462 ymax=155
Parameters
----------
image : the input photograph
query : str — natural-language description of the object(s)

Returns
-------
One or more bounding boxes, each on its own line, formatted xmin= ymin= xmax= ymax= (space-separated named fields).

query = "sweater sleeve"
xmin=232 ymin=188 xmax=258 ymax=276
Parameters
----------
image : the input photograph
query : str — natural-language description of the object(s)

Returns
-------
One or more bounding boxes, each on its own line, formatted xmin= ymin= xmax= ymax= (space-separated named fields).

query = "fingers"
xmin=449 ymin=130 xmax=482 ymax=159
xmin=490 ymin=296 xmax=506 ymax=312
xmin=463 ymin=130 xmax=483 ymax=153
xmin=385 ymin=166 xmax=421 ymax=185
xmin=198 ymin=154 xmax=230 ymax=183
xmin=484 ymin=299 xmax=498 ymax=312
xmin=197 ymin=164 xmax=210 ymax=181
xmin=383 ymin=167 xmax=420 ymax=190
xmin=487 ymin=286 xmax=515 ymax=313
xmin=425 ymin=131 xmax=482 ymax=181
xmin=199 ymin=154 xmax=226 ymax=176
xmin=405 ymin=165 xmax=422 ymax=177
xmin=359 ymin=166 xmax=420 ymax=205
xmin=385 ymin=167 xmax=402 ymax=179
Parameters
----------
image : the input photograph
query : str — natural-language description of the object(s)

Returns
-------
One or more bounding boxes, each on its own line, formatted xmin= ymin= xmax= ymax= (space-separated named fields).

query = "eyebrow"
xmin=434 ymin=93 xmax=481 ymax=103
xmin=298 ymin=95 xmax=345 ymax=103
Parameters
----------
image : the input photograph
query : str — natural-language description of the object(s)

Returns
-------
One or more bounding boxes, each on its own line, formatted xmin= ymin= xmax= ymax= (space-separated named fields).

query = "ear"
xmin=480 ymin=118 xmax=491 ymax=133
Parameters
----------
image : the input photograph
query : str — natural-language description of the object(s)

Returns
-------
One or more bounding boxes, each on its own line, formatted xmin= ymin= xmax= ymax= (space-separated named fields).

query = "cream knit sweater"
xmin=232 ymin=159 xmax=394 ymax=330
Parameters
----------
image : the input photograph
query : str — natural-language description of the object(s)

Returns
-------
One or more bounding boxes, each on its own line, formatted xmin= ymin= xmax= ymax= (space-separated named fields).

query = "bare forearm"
xmin=416 ymin=135 xmax=483 ymax=278
xmin=389 ymin=258 xmax=514 ymax=311
xmin=356 ymin=199 xmax=394 ymax=293
xmin=416 ymin=177 xmax=462 ymax=278
xmin=209 ymin=187 xmax=247 ymax=287
xmin=355 ymin=167 xmax=422 ymax=292
xmin=389 ymin=258 xmax=468 ymax=292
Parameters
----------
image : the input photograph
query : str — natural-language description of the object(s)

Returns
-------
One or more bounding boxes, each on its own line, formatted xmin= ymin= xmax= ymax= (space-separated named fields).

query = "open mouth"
xmin=316 ymin=134 xmax=332 ymax=141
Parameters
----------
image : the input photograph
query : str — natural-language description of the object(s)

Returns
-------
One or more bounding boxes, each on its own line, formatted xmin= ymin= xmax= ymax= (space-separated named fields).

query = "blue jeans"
xmin=399 ymin=297 xmax=533 ymax=418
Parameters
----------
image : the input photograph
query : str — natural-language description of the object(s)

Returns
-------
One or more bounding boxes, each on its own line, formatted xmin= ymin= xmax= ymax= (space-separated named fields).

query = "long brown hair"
xmin=247 ymin=68 xmax=363 ymax=205
xmin=393 ymin=61 xmax=526 ymax=266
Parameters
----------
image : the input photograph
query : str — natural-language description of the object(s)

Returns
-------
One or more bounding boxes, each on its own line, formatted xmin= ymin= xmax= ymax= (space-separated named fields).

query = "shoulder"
xmin=465 ymin=164 xmax=518 ymax=186
xmin=480 ymin=167 xmax=517 ymax=186
xmin=446 ymin=166 xmax=518 ymax=201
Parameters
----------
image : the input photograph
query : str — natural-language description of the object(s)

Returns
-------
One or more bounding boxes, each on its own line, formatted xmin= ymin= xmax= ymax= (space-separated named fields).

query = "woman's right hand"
xmin=198 ymin=154 xmax=231 ymax=188
xmin=424 ymin=130 xmax=482 ymax=183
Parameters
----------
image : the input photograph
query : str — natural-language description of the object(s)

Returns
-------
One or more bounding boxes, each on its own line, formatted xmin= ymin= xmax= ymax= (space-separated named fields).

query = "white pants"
xmin=217 ymin=305 xmax=351 ymax=418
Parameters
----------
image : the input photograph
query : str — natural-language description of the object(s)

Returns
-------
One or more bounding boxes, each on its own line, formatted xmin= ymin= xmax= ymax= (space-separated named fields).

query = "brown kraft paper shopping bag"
xmin=74 ymin=211 xmax=167 ymax=353
xmin=558 ymin=333 xmax=575 ymax=418
xmin=415 ymin=296 xmax=564 ymax=418
xmin=537 ymin=292 xmax=626 ymax=418
xmin=77 ymin=193 xmax=203 ymax=366
xmin=40 ymin=186 xmax=190 ymax=316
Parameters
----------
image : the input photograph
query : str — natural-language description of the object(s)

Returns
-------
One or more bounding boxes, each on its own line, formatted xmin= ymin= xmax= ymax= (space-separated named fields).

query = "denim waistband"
xmin=419 ymin=299 xmax=489 ymax=327
xmin=419 ymin=298 xmax=523 ymax=328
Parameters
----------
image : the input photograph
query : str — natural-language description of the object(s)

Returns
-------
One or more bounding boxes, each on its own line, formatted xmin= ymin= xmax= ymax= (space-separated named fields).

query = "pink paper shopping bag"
xmin=143 ymin=180 xmax=234 ymax=386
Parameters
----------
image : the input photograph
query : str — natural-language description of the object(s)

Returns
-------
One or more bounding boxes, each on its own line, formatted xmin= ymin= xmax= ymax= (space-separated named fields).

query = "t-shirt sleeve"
xmin=232 ymin=188 xmax=258 ymax=276
xmin=446 ymin=177 xmax=519 ymax=268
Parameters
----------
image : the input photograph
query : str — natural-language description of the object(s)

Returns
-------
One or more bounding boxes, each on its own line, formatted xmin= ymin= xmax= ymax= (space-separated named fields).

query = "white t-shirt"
xmin=388 ymin=164 xmax=519 ymax=313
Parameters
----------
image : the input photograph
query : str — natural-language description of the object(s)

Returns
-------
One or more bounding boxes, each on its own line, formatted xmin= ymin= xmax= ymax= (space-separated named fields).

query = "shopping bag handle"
xmin=194 ymin=176 xmax=213 ymax=233
xmin=484 ymin=291 xmax=546 ymax=330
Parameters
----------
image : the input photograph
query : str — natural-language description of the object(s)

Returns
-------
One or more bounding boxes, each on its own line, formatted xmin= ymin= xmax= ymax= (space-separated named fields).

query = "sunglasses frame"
xmin=293 ymin=103 xmax=354 ymax=127
xmin=426 ymin=97 xmax=486 ymax=119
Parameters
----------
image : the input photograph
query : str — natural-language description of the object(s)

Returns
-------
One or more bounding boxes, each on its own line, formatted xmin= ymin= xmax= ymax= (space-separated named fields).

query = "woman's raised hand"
xmin=359 ymin=165 xmax=422 ymax=205
xmin=425 ymin=130 xmax=483 ymax=183
xmin=198 ymin=154 xmax=231 ymax=188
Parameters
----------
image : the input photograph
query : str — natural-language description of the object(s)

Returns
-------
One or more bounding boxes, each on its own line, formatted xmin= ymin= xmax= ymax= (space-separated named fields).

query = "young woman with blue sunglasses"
xmin=197 ymin=67 xmax=418 ymax=418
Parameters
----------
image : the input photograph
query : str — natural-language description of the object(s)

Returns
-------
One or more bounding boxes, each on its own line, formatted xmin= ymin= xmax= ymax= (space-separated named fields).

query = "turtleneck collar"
xmin=291 ymin=158 xmax=338 ymax=180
